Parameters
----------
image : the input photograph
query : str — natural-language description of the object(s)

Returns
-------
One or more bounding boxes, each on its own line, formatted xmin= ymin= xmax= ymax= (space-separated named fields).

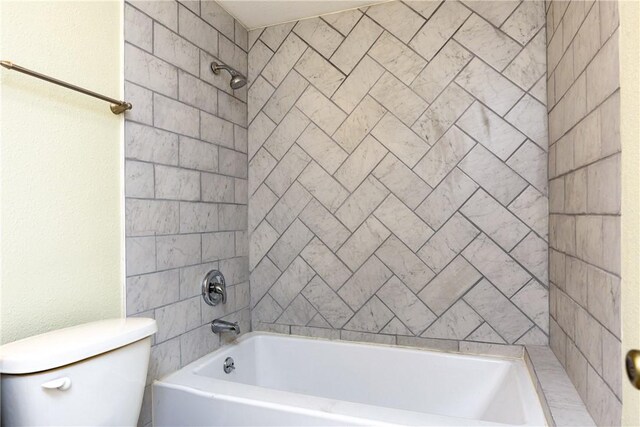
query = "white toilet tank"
xmin=0 ymin=318 xmax=157 ymax=426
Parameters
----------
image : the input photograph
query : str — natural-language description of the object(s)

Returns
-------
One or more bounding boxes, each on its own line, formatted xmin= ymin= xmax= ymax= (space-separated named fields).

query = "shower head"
xmin=211 ymin=62 xmax=247 ymax=89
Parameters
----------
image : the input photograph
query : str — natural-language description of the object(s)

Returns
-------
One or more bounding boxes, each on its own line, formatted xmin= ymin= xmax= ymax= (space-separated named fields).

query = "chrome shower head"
xmin=211 ymin=62 xmax=247 ymax=89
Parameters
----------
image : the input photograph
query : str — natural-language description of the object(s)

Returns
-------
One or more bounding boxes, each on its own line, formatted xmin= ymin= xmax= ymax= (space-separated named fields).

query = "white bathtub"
xmin=153 ymin=333 xmax=547 ymax=426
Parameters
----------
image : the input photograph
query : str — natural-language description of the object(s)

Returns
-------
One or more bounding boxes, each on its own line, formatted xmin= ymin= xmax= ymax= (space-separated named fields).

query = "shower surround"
xmin=122 ymin=1 xmax=249 ymax=425
xmin=248 ymin=0 xmax=550 ymax=349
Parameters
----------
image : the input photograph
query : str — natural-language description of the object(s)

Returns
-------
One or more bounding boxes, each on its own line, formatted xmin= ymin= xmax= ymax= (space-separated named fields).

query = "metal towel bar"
xmin=0 ymin=60 xmax=132 ymax=115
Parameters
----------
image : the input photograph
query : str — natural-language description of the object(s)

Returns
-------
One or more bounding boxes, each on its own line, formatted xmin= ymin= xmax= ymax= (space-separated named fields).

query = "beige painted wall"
xmin=621 ymin=1 xmax=640 ymax=424
xmin=0 ymin=1 xmax=124 ymax=344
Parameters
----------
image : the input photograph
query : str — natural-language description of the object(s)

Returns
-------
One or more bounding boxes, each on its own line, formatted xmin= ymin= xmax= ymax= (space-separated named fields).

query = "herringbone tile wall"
xmin=248 ymin=0 xmax=549 ymax=348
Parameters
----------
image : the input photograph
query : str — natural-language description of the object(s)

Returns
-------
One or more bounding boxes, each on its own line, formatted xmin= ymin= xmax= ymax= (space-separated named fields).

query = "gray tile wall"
xmin=545 ymin=0 xmax=622 ymax=424
xmin=248 ymin=0 xmax=550 ymax=351
xmin=123 ymin=1 xmax=249 ymax=425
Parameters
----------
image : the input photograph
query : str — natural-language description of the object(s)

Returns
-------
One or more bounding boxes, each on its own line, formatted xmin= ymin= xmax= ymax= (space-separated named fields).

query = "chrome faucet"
xmin=211 ymin=319 xmax=240 ymax=335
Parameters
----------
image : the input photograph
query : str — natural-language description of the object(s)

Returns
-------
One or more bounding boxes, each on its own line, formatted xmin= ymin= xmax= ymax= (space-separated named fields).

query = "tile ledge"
xmin=524 ymin=345 xmax=596 ymax=427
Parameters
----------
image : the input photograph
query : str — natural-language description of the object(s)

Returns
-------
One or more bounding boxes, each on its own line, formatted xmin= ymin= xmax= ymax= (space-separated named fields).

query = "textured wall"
xmin=123 ymin=1 xmax=249 ymax=425
xmin=248 ymin=0 xmax=549 ymax=350
xmin=546 ymin=0 xmax=622 ymax=425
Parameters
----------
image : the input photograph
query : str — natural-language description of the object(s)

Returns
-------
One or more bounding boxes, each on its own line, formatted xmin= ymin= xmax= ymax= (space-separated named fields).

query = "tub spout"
xmin=211 ymin=319 xmax=240 ymax=335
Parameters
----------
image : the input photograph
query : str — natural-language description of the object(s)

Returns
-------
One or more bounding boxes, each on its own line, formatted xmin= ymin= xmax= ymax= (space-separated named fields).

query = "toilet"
xmin=0 ymin=318 xmax=156 ymax=426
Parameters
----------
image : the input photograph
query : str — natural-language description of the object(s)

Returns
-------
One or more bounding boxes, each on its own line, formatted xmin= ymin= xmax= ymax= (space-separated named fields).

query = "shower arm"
xmin=211 ymin=62 xmax=243 ymax=78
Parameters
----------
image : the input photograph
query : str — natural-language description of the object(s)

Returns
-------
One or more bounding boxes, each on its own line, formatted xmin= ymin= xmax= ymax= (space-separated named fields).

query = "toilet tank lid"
xmin=0 ymin=318 xmax=157 ymax=374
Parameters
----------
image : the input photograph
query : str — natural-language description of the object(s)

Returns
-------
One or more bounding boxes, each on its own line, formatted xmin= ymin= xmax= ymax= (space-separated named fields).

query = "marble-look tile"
xmin=507 ymin=141 xmax=548 ymax=194
xmin=370 ymin=73 xmax=428 ymax=126
xmin=267 ymin=219 xmax=314 ymax=271
xmin=297 ymin=124 xmax=348 ymax=174
xmin=153 ymin=23 xmax=199 ymax=75
xmin=126 ymin=236 xmax=156 ymax=276
xmin=508 ymin=186 xmax=548 ymax=240
xmin=377 ymin=276 xmax=435 ymax=335
xmin=344 ymin=296 xmax=394 ymax=333
xmin=505 ymin=95 xmax=548 ymax=149
xmin=461 ymin=190 xmax=529 ymax=251
xmin=331 ymin=56 xmax=385 ymax=114
xmin=342 ymin=330 xmax=396 ymax=345
xmin=220 ymin=203 xmax=247 ymax=231
xmin=303 ymin=276 xmax=354 ymax=328
xmin=299 ymin=199 xmax=350 ymax=251
xmin=126 ymin=122 xmax=179 ymax=166
xmin=297 ymin=161 xmax=349 ymax=213
xmin=263 ymin=108 xmax=310 ymax=160
xmin=294 ymin=49 xmax=345 ymax=97
xmin=466 ymin=322 xmax=505 ymax=344
xmin=180 ymin=202 xmax=219 ymax=233
xmin=339 ymin=256 xmax=393 ymax=310
xmin=153 ymin=94 xmax=199 ymax=138
xmin=368 ymin=32 xmax=427 ymax=82
xmin=201 ymin=112 xmax=234 ymax=148
xmin=301 ymin=238 xmax=352 ymax=291
xmin=413 ymin=126 xmax=476 ymax=187
xmin=125 ymin=161 xmax=154 ymax=199
xmin=218 ymin=92 xmax=247 ymax=127
xmin=464 ymin=279 xmax=532 ymax=344
xmin=219 ymin=147 xmax=247 ymax=178
xmin=321 ymin=8 xmax=362 ymax=36
xmin=371 ymin=114 xmax=429 ymax=167
xmin=380 ymin=317 xmax=412 ymax=336
xmin=366 ymin=1 xmax=424 ymax=43
xmin=268 ymin=257 xmax=315 ymax=308
xmin=418 ymin=213 xmax=479 ymax=273
xmin=334 ymin=136 xmax=388 ymax=192
xmin=374 ymin=195 xmax=433 ymax=252
xmin=511 ymin=280 xmax=549 ymax=333
xmin=260 ymin=22 xmax=295 ymax=51
xmin=455 ymin=58 xmax=524 ymax=116
xmin=179 ymin=137 xmax=218 ymax=173
xmin=202 ymin=231 xmax=235 ymax=261
xmin=333 ymin=96 xmax=387 ymax=153
xmin=404 ymin=0 xmax=442 ymax=20
xmin=146 ymin=337 xmax=181 ymax=385
xmin=409 ymin=1 xmax=471 ymax=61
xmin=412 ymin=83 xmax=473 ymax=145
xmin=296 ymin=86 xmax=346 ymax=135
xmin=155 ymin=297 xmax=201 ymax=343
xmin=124 ymin=82 xmax=153 ymax=126
xmin=178 ymin=4 xmax=218 ymax=56
xmin=462 ymin=234 xmax=531 ymax=297
xmin=503 ymin=30 xmax=546 ymax=91
xmin=249 ymin=257 xmax=280 ymax=307
xmin=337 ymin=217 xmax=390 ymax=271
xmin=253 ymin=293 xmax=283 ymax=323
xmin=130 ymin=1 xmax=178 ymax=31
xmin=373 ymin=154 xmax=432 ymax=209
xmin=277 ymin=294 xmax=318 ymax=325
xmin=126 ymin=270 xmax=179 ymax=315
xmin=248 ymin=76 xmax=275 ymax=123
xmin=249 ymin=220 xmax=278 ymax=270
xmin=454 ymin=14 xmax=521 ymax=71
xmin=375 ymin=236 xmax=434 ymax=293
xmin=180 ymin=324 xmax=220 ymax=366
xmin=397 ymin=336 xmax=459 ymax=351
xmin=501 ymin=1 xmax=545 ymax=45
xmin=422 ymin=300 xmax=482 ymax=340
xmin=248 ymin=184 xmax=278 ymax=232
xmin=248 ymin=41 xmax=274 ymax=84
xmin=125 ymin=4 xmax=152 ymax=52
xmin=330 ymin=16 xmax=383 ymax=74
xmin=335 ymin=176 xmax=388 ymax=231
xmin=411 ymin=40 xmax=473 ymax=103
xmin=200 ymin=0 xmax=234 ymax=40
xmin=462 ymin=0 xmax=519 ymax=27
xmin=265 ymin=144 xmax=311 ymax=196
xmin=456 ymin=102 xmax=526 ymax=161
xmin=265 ymin=181 xmax=312 ymax=234
xmin=459 ymin=145 xmax=528 ymax=206
xmin=415 ymin=168 xmax=478 ymax=229
xmin=263 ymin=71 xmax=309 ymax=125
xmin=587 ymin=266 xmax=621 ymax=338
xmin=293 ymin=17 xmax=344 ymax=58
xmin=418 ymin=255 xmax=481 ymax=316
xmin=261 ymin=33 xmax=308 ymax=87
xmin=154 ymin=165 xmax=200 ymax=201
